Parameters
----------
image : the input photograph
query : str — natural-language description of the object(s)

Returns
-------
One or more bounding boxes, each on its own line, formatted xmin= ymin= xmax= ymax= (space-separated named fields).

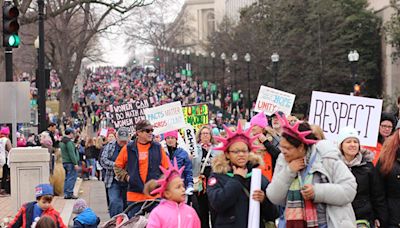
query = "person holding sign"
xmin=164 ymin=130 xmax=194 ymax=194
xmin=192 ymin=125 xmax=221 ymax=228
xmin=266 ymin=113 xmax=357 ymax=228
xmin=337 ymin=127 xmax=387 ymax=228
xmin=207 ymin=122 xmax=277 ymax=228
xmin=376 ymin=121 xmax=400 ymax=227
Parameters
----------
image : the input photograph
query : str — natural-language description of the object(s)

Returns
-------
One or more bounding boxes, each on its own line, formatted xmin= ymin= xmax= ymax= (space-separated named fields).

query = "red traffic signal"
xmin=353 ymin=84 xmax=361 ymax=96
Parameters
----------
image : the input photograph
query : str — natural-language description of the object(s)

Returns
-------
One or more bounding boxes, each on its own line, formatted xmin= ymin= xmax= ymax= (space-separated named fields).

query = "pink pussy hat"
xmin=164 ymin=130 xmax=178 ymax=139
xmin=250 ymin=112 xmax=268 ymax=129
xmin=0 ymin=127 xmax=10 ymax=136
xmin=150 ymin=158 xmax=184 ymax=197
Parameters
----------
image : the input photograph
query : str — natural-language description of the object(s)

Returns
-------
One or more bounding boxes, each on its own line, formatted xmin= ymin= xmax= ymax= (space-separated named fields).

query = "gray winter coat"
xmin=266 ymin=140 xmax=357 ymax=228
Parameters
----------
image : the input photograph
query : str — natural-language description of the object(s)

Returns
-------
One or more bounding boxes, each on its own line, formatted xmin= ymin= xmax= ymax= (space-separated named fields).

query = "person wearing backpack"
xmin=0 ymin=126 xmax=12 ymax=196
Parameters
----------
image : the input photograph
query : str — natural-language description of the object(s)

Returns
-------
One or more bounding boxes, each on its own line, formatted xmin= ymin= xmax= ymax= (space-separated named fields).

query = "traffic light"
xmin=2 ymin=1 xmax=20 ymax=48
xmin=353 ymin=83 xmax=361 ymax=96
xmin=155 ymin=56 xmax=160 ymax=62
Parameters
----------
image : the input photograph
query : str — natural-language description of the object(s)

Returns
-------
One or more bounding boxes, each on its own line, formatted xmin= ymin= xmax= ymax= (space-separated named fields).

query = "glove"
xmin=185 ymin=186 xmax=194 ymax=195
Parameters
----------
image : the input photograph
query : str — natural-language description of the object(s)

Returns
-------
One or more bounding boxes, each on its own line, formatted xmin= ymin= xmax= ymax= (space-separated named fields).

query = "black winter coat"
xmin=346 ymin=151 xmax=387 ymax=224
xmin=377 ymin=148 xmax=400 ymax=227
xmin=84 ymin=145 xmax=98 ymax=160
xmin=207 ymin=158 xmax=278 ymax=228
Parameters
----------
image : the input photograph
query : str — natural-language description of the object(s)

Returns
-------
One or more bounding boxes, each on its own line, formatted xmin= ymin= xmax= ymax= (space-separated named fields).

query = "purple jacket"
xmin=147 ymin=200 xmax=200 ymax=228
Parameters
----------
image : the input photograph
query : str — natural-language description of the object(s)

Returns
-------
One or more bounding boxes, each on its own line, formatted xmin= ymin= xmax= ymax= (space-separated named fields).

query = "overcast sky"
xmin=97 ymin=0 xmax=184 ymax=67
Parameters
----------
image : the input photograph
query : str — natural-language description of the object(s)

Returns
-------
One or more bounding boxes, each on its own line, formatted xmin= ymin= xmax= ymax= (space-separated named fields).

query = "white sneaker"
xmin=89 ymin=176 xmax=98 ymax=180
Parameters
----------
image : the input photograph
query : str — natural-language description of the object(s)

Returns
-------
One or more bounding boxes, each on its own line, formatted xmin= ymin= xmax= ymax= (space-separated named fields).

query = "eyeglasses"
xmin=142 ymin=129 xmax=154 ymax=133
xmin=228 ymin=150 xmax=249 ymax=155
xmin=201 ymin=132 xmax=211 ymax=135
xmin=380 ymin=124 xmax=393 ymax=129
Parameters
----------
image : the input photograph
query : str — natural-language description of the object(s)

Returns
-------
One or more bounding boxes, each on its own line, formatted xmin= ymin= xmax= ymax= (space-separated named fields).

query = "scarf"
xmin=200 ymin=142 xmax=212 ymax=151
xmin=286 ymin=172 xmax=318 ymax=228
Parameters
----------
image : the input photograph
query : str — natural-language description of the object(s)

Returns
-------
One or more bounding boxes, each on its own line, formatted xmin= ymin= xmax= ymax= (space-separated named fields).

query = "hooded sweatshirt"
xmin=146 ymin=200 xmax=200 ymax=228
xmin=60 ymin=136 xmax=79 ymax=165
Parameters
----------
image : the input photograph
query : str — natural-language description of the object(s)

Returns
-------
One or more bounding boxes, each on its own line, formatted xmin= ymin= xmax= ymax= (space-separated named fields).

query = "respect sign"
xmin=254 ymin=86 xmax=296 ymax=116
xmin=109 ymin=99 xmax=152 ymax=132
xmin=308 ymin=91 xmax=382 ymax=147
xmin=182 ymin=103 xmax=209 ymax=131
xmin=144 ymin=101 xmax=186 ymax=135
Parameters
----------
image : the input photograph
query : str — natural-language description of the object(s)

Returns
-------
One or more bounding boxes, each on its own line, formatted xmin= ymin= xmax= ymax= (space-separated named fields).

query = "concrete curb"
xmin=60 ymin=177 xmax=82 ymax=225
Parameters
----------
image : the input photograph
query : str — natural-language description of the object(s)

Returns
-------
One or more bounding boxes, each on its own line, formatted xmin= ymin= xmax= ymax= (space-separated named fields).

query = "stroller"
xmin=101 ymin=199 xmax=160 ymax=228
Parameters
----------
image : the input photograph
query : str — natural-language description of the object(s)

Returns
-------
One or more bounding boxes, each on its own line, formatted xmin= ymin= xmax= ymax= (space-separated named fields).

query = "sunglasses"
xmin=142 ymin=129 xmax=154 ymax=133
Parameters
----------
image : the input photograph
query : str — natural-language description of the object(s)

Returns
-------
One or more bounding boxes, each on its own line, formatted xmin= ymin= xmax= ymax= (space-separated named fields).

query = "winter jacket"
xmin=60 ymin=136 xmax=79 ymax=165
xmin=146 ymin=200 xmax=201 ymax=228
xmin=266 ymin=140 xmax=357 ymax=228
xmin=72 ymin=208 xmax=100 ymax=228
xmin=207 ymin=153 xmax=278 ymax=228
xmin=8 ymin=201 xmax=66 ymax=228
xmin=341 ymin=149 xmax=387 ymax=224
xmin=376 ymin=148 xmax=400 ymax=227
xmin=166 ymin=147 xmax=193 ymax=188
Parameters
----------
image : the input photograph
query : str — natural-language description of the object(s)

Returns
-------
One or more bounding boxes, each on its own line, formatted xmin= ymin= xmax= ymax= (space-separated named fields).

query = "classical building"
xmin=369 ymin=0 xmax=400 ymax=101
xmin=167 ymin=0 xmax=258 ymax=51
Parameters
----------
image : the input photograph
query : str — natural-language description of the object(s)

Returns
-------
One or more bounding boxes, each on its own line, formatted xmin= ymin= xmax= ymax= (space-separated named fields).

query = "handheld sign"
xmin=109 ymin=98 xmax=153 ymax=133
xmin=182 ymin=103 xmax=209 ymax=131
xmin=183 ymin=124 xmax=198 ymax=157
xmin=247 ymin=168 xmax=261 ymax=228
xmin=308 ymin=91 xmax=382 ymax=147
xmin=144 ymin=101 xmax=186 ymax=135
xmin=254 ymin=86 xmax=296 ymax=116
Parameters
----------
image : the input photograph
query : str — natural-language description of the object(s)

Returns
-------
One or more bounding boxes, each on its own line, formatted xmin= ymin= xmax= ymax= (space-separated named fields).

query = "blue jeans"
xmin=108 ymin=179 xmax=127 ymax=217
xmin=63 ymin=163 xmax=78 ymax=197
xmin=86 ymin=158 xmax=96 ymax=177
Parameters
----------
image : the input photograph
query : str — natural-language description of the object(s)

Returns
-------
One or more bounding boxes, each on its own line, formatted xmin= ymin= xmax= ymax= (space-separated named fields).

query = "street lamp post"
xmin=348 ymin=50 xmax=359 ymax=94
xmin=211 ymin=51 xmax=216 ymax=105
xmin=232 ymin=53 xmax=238 ymax=115
xmin=195 ymin=51 xmax=200 ymax=81
xmin=221 ymin=52 xmax=226 ymax=116
xmin=245 ymin=53 xmax=251 ymax=119
xmin=176 ymin=49 xmax=180 ymax=73
xmin=186 ymin=49 xmax=191 ymax=79
xmin=271 ymin=52 xmax=279 ymax=88
xmin=37 ymin=0 xmax=47 ymax=133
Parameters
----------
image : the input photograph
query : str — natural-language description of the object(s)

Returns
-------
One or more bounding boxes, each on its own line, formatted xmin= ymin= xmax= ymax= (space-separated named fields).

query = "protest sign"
xmin=254 ymin=86 xmax=296 ymax=116
xmin=183 ymin=124 xmax=198 ymax=157
xmin=144 ymin=101 xmax=186 ymax=135
xmin=308 ymin=91 xmax=382 ymax=147
xmin=248 ymin=168 xmax=262 ymax=228
xmin=99 ymin=128 xmax=108 ymax=137
xmin=109 ymin=98 xmax=153 ymax=132
xmin=182 ymin=103 xmax=209 ymax=131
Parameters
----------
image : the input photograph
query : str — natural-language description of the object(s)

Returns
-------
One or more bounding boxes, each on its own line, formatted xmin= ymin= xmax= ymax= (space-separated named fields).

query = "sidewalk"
xmin=0 ymin=178 xmax=82 ymax=227
xmin=68 ymin=179 xmax=109 ymax=226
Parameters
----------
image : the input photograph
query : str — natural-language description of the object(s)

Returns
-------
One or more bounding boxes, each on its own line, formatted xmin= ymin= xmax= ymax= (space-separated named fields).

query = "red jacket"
xmin=8 ymin=201 xmax=66 ymax=228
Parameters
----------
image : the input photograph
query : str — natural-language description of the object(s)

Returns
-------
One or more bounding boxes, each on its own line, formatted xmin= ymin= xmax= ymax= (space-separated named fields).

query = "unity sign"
xmin=109 ymin=99 xmax=153 ymax=132
xmin=308 ymin=91 xmax=383 ymax=147
xmin=254 ymin=86 xmax=296 ymax=116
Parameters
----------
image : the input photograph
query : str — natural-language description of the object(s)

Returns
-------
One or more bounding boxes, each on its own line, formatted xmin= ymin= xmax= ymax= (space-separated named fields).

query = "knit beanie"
xmin=380 ymin=112 xmax=397 ymax=131
xmin=164 ymin=130 xmax=178 ymax=139
xmin=337 ymin=126 xmax=360 ymax=147
xmin=73 ymin=199 xmax=88 ymax=214
xmin=250 ymin=112 xmax=268 ymax=129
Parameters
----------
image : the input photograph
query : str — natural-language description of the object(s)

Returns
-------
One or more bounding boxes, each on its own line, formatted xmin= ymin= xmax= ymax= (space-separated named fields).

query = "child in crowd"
xmin=8 ymin=184 xmax=66 ymax=228
xmin=72 ymin=199 xmax=100 ymax=228
xmin=146 ymin=159 xmax=200 ymax=228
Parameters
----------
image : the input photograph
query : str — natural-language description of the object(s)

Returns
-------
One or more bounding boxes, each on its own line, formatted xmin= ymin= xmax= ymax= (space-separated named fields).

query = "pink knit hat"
xmin=164 ymin=130 xmax=178 ymax=139
xmin=0 ymin=127 xmax=10 ymax=136
xmin=250 ymin=112 xmax=268 ymax=128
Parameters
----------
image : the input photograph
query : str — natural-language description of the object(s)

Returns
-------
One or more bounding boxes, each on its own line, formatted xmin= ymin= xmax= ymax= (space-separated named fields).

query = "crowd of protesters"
xmin=2 ymin=66 xmax=400 ymax=228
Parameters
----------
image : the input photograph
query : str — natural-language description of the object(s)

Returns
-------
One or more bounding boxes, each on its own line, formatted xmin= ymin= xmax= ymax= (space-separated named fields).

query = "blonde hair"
xmin=95 ymin=137 xmax=104 ymax=149
xmin=310 ymin=124 xmax=326 ymax=140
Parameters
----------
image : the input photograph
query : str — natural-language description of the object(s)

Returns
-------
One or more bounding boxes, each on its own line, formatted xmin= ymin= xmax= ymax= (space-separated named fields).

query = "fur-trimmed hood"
xmin=340 ymin=148 xmax=375 ymax=168
xmin=211 ymin=152 xmax=264 ymax=174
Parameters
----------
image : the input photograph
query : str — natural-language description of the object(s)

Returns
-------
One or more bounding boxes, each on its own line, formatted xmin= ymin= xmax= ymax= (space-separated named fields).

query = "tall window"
xmin=206 ymin=12 xmax=215 ymax=37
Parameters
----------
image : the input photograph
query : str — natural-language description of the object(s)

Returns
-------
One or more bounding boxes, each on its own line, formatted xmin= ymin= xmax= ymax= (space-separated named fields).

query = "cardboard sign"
xmin=254 ymin=86 xmax=296 ymax=116
xmin=182 ymin=103 xmax=209 ymax=131
xmin=109 ymin=99 xmax=153 ymax=132
xmin=308 ymin=91 xmax=382 ymax=147
xmin=184 ymin=124 xmax=198 ymax=157
xmin=144 ymin=101 xmax=186 ymax=135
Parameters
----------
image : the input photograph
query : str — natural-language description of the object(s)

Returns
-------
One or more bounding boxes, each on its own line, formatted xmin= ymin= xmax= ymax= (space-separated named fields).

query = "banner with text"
xmin=254 ymin=86 xmax=296 ymax=116
xmin=109 ymin=99 xmax=153 ymax=132
xmin=182 ymin=103 xmax=209 ymax=131
xmin=184 ymin=124 xmax=198 ymax=157
xmin=308 ymin=91 xmax=382 ymax=147
xmin=144 ymin=101 xmax=186 ymax=135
